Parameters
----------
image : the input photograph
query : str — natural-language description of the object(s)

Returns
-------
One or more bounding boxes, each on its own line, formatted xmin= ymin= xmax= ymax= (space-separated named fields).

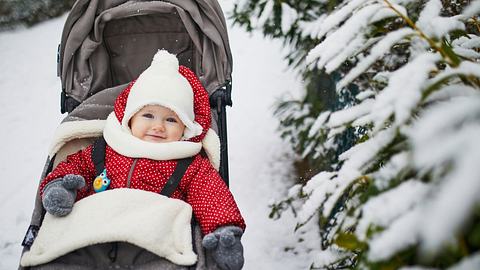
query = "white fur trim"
xmin=47 ymin=115 xmax=220 ymax=166
xmin=123 ymin=50 xmax=202 ymax=139
xmin=104 ymin=113 xmax=202 ymax=160
xmin=202 ymin=129 xmax=221 ymax=171
xmin=20 ymin=189 xmax=197 ymax=267
xmin=48 ymin=120 xmax=105 ymax=157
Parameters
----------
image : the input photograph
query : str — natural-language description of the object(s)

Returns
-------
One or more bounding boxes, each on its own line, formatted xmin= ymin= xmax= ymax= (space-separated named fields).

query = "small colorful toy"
xmin=93 ymin=169 xmax=110 ymax=193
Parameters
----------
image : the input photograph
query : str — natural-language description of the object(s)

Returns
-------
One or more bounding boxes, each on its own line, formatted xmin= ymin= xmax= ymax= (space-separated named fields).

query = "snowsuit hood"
xmin=103 ymin=51 xmax=218 ymax=165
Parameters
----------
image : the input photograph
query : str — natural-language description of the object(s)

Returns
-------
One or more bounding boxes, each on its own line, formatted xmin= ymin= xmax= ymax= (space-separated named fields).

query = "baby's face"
xmin=130 ymin=105 xmax=186 ymax=143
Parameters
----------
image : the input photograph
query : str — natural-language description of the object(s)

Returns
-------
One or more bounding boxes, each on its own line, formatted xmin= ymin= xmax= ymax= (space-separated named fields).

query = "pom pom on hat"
xmin=151 ymin=50 xmax=179 ymax=72
xmin=121 ymin=50 xmax=203 ymax=139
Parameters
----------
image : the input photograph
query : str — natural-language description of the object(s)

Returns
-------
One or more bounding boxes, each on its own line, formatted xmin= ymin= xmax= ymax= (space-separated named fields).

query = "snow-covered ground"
xmin=0 ymin=2 xmax=317 ymax=269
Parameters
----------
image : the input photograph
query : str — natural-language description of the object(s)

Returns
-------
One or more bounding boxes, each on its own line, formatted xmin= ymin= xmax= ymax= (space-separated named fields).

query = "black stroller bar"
xmin=210 ymin=81 xmax=232 ymax=186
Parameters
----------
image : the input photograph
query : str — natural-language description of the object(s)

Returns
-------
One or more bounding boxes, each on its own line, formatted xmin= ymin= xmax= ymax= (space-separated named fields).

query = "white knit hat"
xmin=122 ymin=50 xmax=203 ymax=139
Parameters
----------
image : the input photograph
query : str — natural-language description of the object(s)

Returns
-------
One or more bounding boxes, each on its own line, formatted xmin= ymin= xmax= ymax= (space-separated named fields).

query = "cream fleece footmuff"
xmin=21 ymin=189 xmax=197 ymax=267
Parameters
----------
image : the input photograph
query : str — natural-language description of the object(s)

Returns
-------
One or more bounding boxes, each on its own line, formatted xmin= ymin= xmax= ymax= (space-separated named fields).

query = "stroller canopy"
xmin=58 ymin=0 xmax=232 ymax=111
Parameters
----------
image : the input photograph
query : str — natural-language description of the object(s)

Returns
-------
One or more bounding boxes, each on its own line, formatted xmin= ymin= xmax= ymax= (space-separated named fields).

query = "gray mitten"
xmin=202 ymin=226 xmax=244 ymax=270
xmin=42 ymin=174 xmax=85 ymax=217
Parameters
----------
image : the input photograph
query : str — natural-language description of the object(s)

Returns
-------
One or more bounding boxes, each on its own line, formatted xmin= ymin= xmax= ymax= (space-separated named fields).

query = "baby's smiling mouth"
xmin=146 ymin=134 xmax=166 ymax=140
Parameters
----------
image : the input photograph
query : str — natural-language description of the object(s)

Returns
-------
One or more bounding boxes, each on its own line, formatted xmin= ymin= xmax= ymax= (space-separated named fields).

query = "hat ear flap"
xmin=201 ymin=129 xmax=221 ymax=171
xmin=178 ymin=66 xmax=211 ymax=143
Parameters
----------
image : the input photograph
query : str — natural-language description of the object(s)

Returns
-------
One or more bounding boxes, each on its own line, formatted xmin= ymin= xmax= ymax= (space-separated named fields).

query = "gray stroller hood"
xmin=59 ymin=0 xmax=232 ymax=111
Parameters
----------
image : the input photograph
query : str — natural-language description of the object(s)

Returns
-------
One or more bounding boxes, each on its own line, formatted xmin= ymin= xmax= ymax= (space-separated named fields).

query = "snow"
xmin=0 ymin=16 xmax=64 ymax=270
xmin=327 ymin=98 xmax=374 ymax=128
xmin=298 ymin=126 xmax=397 ymax=222
xmin=324 ymin=34 xmax=365 ymax=73
xmin=250 ymin=0 xmax=274 ymax=29
xmin=371 ymin=152 xmax=409 ymax=190
xmin=400 ymin=266 xmax=438 ymax=270
xmin=306 ymin=1 xmax=408 ymax=74
xmin=307 ymin=110 xmax=330 ymax=138
xmin=298 ymin=171 xmax=336 ymax=223
xmin=356 ymin=180 xmax=430 ymax=241
xmin=462 ymin=0 xmax=480 ymax=18
xmin=364 ymin=95 xmax=480 ymax=261
xmin=447 ymin=252 xmax=480 ymax=270
xmin=280 ymin=3 xmax=297 ymax=34
xmin=416 ymin=0 xmax=465 ymax=39
xmin=355 ymin=89 xmax=375 ymax=101
xmin=429 ymin=61 xmax=480 ymax=85
xmin=425 ymin=84 xmax=478 ymax=103
xmin=312 ymin=0 xmax=367 ymax=41
xmin=408 ymin=97 xmax=480 ymax=159
xmin=453 ymin=47 xmax=480 ymax=59
xmin=368 ymin=207 xmax=422 ymax=261
xmin=307 ymin=3 xmax=383 ymax=71
xmin=370 ymin=52 xmax=440 ymax=130
xmin=0 ymin=1 xmax=318 ymax=269
xmin=338 ymin=126 xmax=394 ymax=170
xmin=370 ymin=3 xmax=406 ymax=23
xmin=298 ymin=15 xmax=327 ymax=39
xmin=420 ymin=137 xmax=480 ymax=255
xmin=337 ymin=28 xmax=415 ymax=89
xmin=312 ymin=246 xmax=352 ymax=267
xmin=451 ymin=35 xmax=480 ymax=49
xmin=408 ymin=96 xmax=480 ymax=257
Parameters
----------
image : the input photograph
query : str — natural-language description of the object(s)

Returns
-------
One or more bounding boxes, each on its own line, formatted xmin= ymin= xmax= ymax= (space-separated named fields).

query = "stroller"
xmin=19 ymin=0 xmax=234 ymax=269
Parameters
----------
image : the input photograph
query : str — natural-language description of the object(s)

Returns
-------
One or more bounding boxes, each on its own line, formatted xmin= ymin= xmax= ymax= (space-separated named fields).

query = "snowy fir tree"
xmin=233 ymin=0 xmax=480 ymax=269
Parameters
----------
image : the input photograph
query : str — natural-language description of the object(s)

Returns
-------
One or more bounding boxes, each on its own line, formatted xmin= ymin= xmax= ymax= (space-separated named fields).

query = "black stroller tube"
xmin=211 ymin=83 xmax=232 ymax=186
xmin=216 ymin=96 xmax=229 ymax=186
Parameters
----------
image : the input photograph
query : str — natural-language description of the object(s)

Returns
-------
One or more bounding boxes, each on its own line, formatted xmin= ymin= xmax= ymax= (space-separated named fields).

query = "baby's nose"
xmin=152 ymin=122 xmax=165 ymax=131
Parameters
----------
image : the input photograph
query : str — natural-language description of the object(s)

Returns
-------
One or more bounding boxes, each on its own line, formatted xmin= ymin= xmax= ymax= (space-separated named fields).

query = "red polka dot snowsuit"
xmin=40 ymin=66 xmax=246 ymax=235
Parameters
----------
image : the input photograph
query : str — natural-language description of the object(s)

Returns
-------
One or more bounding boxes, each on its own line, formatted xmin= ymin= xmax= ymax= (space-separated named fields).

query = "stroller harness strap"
xmin=160 ymin=157 xmax=194 ymax=197
xmin=92 ymin=136 xmax=194 ymax=197
xmin=92 ymin=136 xmax=107 ymax=177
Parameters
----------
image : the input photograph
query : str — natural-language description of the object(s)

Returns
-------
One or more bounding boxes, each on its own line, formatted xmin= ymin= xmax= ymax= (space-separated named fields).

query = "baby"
xmin=39 ymin=50 xmax=245 ymax=270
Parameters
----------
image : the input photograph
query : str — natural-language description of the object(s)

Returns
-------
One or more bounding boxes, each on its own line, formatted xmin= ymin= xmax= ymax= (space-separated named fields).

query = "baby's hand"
xmin=42 ymin=174 xmax=85 ymax=217
xmin=202 ymin=226 xmax=244 ymax=270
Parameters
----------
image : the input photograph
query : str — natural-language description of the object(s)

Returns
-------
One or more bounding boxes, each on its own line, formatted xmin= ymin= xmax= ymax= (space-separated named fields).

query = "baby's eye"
xmin=166 ymin=117 xmax=178 ymax=123
xmin=142 ymin=113 xmax=154 ymax=119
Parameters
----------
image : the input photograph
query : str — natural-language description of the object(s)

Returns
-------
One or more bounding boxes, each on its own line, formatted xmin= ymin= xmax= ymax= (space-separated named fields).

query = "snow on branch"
xmin=306 ymin=1 xmax=408 ymax=72
xmin=370 ymin=52 xmax=440 ymax=129
xmin=322 ymin=127 xmax=397 ymax=217
xmin=337 ymin=28 xmax=415 ymax=89
xmin=280 ymin=3 xmax=298 ymax=34
xmin=313 ymin=0 xmax=369 ymax=41
xmin=307 ymin=3 xmax=385 ymax=70
xmin=356 ymin=180 xmax=431 ymax=242
xmin=416 ymin=0 xmax=465 ymax=39
xmin=448 ymin=252 xmax=480 ymax=270
xmin=368 ymin=206 xmax=423 ymax=260
xmin=326 ymin=52 xmax=441 ymax=133
xmin=250 ymin=0 xmax=274 ymax=29
xmin=462 ymin=0 xmax=480 ymax=18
